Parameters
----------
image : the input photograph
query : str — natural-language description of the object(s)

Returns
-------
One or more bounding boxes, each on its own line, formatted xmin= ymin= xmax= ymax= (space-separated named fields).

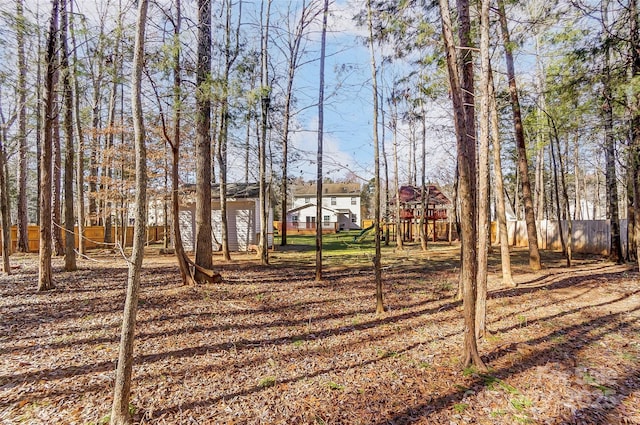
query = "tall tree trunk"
xmin=39 ymin=0 xmax=59 ymax=291
xmin=110 ymin=1 xmax=148 ymax=422
xmin=489 ymin=66 xmax=515 ymax=287
xmin=548 ymin=117 xmax=569 ymax=264
xmin=217 ymin=0 xmax=241 ymax=261
xmin=602 ymin=0 xmax=623 ymax=263
xmin=258 ymin=0 xmax=272 ymax=266
xmin=16 ymin=0 xmax=29 ymax=253
xmin=0 ymin=103 xmax=11 ymax=275
xmin=497 ymin=0 xmax=541 ymax=271
xmin=476 ymin=0 xmax=491 ymax=339
xmin=52 ymin=69 xmax=64 ymax=256
xmin=439 ymin=0 xmax=486 ymax=370
xmin=60 ymin=0 xmax=76 ymax=271
xmin=70 ymin=0 xmax=85 ymax=256
xmin=315 ymin=0 xmax=328 ymax=281
xmin=419 ymin=101 xmax=428 ymax=252
xmin=168 ymin=0 xmax=197 ymax=286
xmin=367 ymin=0 xmax=384 ymax=314
xmin=630 ymin=0 xmax=640 ymax=270
xmin=194 ymin=0 xmax=214 ymax=281
xmin=392 ymin=101 xmax=404 ymax=250
xmin=104 ymin=20 xmax=121 ymax=245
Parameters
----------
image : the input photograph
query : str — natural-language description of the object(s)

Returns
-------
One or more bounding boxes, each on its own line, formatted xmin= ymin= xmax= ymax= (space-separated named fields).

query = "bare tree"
xmin=16 ymin=0 xmax=29 ymax=253
xmin=476 ymin=0 xmax=491 ymax=339
xmin=0 ymin=93 xmax=12 ymax=275
xmin=367 ymin=0 xmax=384 ymax=314
xmin=315 ymin=0 xmax=328 ymax=281
xmin=279 ymin=0 xmax=322 ymax=247
xmin=489 ymin=67 xmax=515 ymax=287
xmin=60 ymin=0 xmax=76 ymax=271
xmin=109 ymin=0 xmax=148 ymax=422
xmin=216 ymin=0 xmax=242 ymax=262
xmin=38 ymin=0 xmax=59 ymax=291
xmin=258 ymin=0 xmax=272 ymax=266
xmin=70 ymin=0 xmax=86 ymax=256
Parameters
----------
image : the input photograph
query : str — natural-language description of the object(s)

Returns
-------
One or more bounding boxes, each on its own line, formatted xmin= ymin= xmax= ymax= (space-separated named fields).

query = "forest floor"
xmin=1 ymin=241 xmax=640 ymax=425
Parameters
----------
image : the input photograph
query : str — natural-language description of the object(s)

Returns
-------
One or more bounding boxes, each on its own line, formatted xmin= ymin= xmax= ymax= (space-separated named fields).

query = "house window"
xmin=351 ymin=215 xmax=357 ymax=223
xmin=331 ymin=196 xmax=336 ymax=205
xmin=304 ymin=197 xmax=310 ymax=203
xmin=323 ymin=215 xmax=330 ymax=222
xmin=351 ymin=197 xmax=356 ymax=205
xmin=292 ymin=215 xmax=298 ymax=222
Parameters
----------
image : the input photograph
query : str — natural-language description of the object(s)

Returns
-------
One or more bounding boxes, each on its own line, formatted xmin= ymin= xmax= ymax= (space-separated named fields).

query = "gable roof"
xmin=182 ymin=182 xmax=262 ymax=199
xmin=293 ymin=183 xmax=361 ymax=197
xmin=286 ymin=203 xmax=347 ymax=215
xmin=392 ymin=185 xmax=451 ymax=205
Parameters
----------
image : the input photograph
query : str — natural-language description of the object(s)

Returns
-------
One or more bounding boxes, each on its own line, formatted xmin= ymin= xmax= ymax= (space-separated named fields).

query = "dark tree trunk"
xmin=194 ymin=0 xmax=214 ymax=281
xmin=39 ymin=0 xmax=59 ymax=291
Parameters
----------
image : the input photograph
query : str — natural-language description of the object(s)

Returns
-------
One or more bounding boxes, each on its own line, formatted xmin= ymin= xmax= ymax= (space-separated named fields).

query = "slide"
xmin=352 ymin=224 xmax=375 ymax=243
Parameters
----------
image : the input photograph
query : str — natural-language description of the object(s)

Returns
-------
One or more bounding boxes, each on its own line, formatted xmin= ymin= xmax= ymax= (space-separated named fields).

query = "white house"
xmin=287 ymin=183 xmax=362 ymax=231
xmin=179 ymin=183 xmax=273 ymax=251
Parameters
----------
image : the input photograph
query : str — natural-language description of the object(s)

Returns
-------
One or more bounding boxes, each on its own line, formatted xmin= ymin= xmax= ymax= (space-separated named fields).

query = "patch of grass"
xmin=258 ymin=376 xmax=276 ymax=388
xmin=516 ymin=314 xmax=527 ymax=327
xmin=417 ymin=361 xmax=431 ymax=369
xmin=510 ymin=396 xmax=533 ymax=412
xmin=582 ymin=372 xmax=615 ymax=395
xmin=327 ymin=381 xmax=344 ymax=391
xmin=453 ymin=403 xmax=469 ymax=413
xmin=513 ymin=414 xmax=534 ymax=424
xmin=490 ymin=410 xmax=507 ymax=417
xmin=291 ymin=338 xmax=305 ymax=347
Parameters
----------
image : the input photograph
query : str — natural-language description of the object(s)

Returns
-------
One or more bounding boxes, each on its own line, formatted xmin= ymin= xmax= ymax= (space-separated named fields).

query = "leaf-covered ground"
xmin=1 ymin=245 xmax=639 ymax=424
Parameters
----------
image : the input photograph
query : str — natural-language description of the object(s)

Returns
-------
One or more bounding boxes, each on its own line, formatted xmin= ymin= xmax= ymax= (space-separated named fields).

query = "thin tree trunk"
xmin=476 ymin=0 xmax=491 ymax=339
xmin=497 ymin=0 xmax=541 ymax=271
xmin=38 ymin=0 xmax=58 ymax=291
xmin=392 ymin=103 xmax=404 ymax=251
xmin=258 ymin=0 xmax=272 ymax=266
xmin=60 ymin=0 xmax=76 ymax=271
xmin=419 ymin=100 xmax=428 ymax=252
xmin=0 ymin=103 xmax=11 ymax=275
xmin=52 ymin=67 xmax=64 ymax=256
xmin=548 ymin=118 xmax=568 ymax=261
xmin=439 ymin=0 xmax=486 ymax=370
xmin=315 ymin=0 xmax=328 ymax=281
xmin=489 ymin=66 xmax=515 ymax=287
xmin=70 ymin=0 xmax=85 ymax=256
xmin=602 ymin=0 xmax=623 ymax=263
xmin=367 ymin=0 xmax=384 ymax=314
xmin=110 ymin=1 xmax=148 ymax=422
xmin=16 ymin=0 xmax=29 ymax=253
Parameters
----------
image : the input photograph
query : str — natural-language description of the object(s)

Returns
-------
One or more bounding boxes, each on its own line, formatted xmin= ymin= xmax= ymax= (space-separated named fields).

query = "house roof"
xmin=182 ymin=182 xmax=262 ymax=199
xmin=391 ymin=185 xmax=451 ymax=206
xmin=286 ymin=203 xmax=348 ymax=215
xmin=293 ymin=183 xmax=361 ymax=197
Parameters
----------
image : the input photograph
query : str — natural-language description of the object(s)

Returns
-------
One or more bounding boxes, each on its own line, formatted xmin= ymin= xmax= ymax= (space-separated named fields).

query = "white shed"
xmin=179 ymin=183 xmax=273 ymax=252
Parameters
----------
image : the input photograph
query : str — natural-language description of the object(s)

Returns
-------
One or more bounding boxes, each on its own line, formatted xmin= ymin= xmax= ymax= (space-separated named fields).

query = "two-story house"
xmin=286 ymin=183 xmax=362 ymax=232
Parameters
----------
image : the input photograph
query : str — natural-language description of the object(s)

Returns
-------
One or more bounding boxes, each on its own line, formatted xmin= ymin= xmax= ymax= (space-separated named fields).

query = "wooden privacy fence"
xmin=504 ymin=219 xmax=629 ymax=256
xmin=5 ymin=225 xmax=167 ymax=252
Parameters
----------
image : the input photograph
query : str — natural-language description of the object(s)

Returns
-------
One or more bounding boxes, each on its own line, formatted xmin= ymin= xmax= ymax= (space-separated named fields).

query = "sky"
xmin=283 ymin=0 xmax=458 ymax=185
xmin=7 ymin=0 xmax=470 ymax=186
